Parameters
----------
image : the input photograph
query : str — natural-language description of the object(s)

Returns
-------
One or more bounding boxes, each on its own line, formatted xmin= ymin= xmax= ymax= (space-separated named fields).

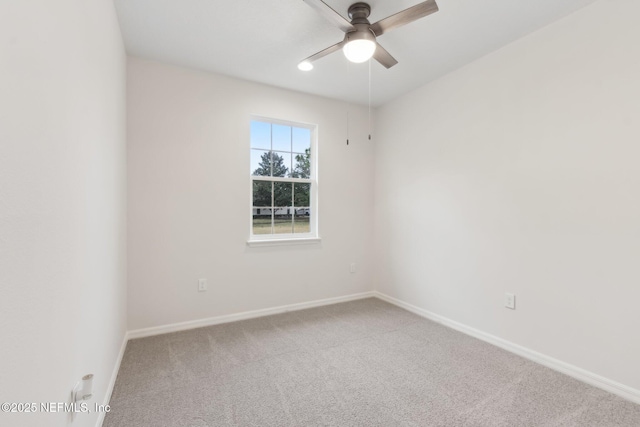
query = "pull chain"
xmin=368 ymin=59 xmax=372 ymax=140
xmin=346 ymin=109 xmax=350 ymax=145
xmin=346 ymin=59 xmax=350 ymax=145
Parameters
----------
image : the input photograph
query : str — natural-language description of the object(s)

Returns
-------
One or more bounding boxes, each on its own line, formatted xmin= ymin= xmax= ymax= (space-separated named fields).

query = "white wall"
xmin=0 ymin=1 xmax=127 ymax=426
xmin=374 ymin=0 xmax=640 ymax=392
xmin=127 ymin=58 xmax=374 ymax=330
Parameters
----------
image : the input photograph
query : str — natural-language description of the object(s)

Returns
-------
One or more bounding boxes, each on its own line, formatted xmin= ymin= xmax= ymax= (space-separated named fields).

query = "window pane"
xmin=274 ymin=207 xmax=293 ymax=234
xmin=274 ymin=182 xmax=292 ymax=207
xmin=292 ymin=127 xmax=311 ymax=153
xmin=271 ymin=151 xmax=291 ymax=178
xmin=293 ymin=183 xmax=311 ymax=207
xmin=294 ymin=209 xmax=310 ymax=234
xmin=292 ymin=151 xmax=310 ymax=179
xmin=253 ymin=215 xmax=272 ymax=235
xmin=250 ymin=121 xmax=271 ymax=150
xmin=251 ymin=150 xmax=271 ymax=176
xmin=272 ymin=124 xmax=291 ymax=152
xmin=252 ymin=181 xmax=272 ymax=207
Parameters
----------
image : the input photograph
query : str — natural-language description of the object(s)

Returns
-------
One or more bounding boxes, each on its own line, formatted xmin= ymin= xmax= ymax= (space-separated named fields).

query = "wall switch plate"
xmin=198 ymin=278 xmax=207 ymax=292
xmin=505 ymin=293 xmax=516 ymax=310
xmin=350 ymin=263 xmax=356 ymax=274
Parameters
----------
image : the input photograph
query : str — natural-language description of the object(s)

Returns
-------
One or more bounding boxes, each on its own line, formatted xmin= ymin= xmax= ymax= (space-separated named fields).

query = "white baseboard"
xmin=96 ymin=331 xmax=129 ymax=427
xmin=373 ymin=291 xmax=640 ymax=405
xmin=127 ymin=291 xmax=376 ymax=340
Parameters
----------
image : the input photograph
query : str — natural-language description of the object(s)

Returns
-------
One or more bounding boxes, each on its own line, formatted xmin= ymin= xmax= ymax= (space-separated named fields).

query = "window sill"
xmin=246 ymin=237 xmax=322 ymax=248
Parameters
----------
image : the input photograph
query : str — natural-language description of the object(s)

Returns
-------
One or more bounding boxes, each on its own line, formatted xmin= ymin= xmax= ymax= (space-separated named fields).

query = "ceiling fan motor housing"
xmin=344 ymin=23 xmax=376 ymax=43
xmin=348 ymin=2 xmax=372 ymax=23
xmin=345 ymin=2 xmax=376 ymax=43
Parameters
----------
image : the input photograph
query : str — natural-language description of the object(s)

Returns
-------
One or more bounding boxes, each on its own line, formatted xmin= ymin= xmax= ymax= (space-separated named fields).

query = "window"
xmin=249 ymin=117 xmax=317 ymax=243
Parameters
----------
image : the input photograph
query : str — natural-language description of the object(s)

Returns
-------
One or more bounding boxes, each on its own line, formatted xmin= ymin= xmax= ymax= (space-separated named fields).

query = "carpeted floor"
xmin=103 ymin=298 xmax=640 ymax=426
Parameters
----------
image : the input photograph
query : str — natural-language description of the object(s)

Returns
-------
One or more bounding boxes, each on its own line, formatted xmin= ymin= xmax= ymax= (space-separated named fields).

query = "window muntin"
xmin=250 ymin=118 xmax=316 ymax=240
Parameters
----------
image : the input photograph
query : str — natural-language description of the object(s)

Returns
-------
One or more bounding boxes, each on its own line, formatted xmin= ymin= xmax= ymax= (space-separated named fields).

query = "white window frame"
xmin=247 ymin=116 xmax=319 ymax=247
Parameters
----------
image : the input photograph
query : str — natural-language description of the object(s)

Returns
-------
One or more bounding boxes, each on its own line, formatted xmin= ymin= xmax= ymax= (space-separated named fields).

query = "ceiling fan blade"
xmin=373 ymin=43 xmax=398 ymax=69
xmin=370 ymin=0 xmax=439 ymax=36
xmin=303 ymin=0 xmax=355 ymax=33
xmin=301 ymin=40 xmax=346 ymax=65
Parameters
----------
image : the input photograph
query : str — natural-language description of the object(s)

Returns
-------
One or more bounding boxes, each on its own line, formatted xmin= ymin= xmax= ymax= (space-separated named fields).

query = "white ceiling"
xmin=114 ymin=0 xmax=598 ymax=106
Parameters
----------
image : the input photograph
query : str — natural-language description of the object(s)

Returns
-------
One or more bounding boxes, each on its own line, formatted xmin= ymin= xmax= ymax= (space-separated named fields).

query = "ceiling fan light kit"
xmin=343 ymin=26 xmax=377 ymax=63
xmin=299 ymin=0 xmax=439 ymax=70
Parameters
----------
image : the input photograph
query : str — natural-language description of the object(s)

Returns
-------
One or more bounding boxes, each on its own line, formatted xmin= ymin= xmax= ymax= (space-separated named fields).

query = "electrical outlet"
xmin=198 ymin=278 xmax=208 ymax=292
xmin=350 ymin=263 xmax=356 ymax=274
xmin=505 ymin=293 xmax=516 ymax=310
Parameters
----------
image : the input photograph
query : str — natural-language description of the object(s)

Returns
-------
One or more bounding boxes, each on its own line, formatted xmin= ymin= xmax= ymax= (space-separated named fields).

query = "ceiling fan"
xmin=298 ymin=0 xmax=439 ymax=71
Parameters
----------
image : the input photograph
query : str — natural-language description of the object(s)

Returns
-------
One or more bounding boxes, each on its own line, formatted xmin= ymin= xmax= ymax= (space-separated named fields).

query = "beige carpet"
xmin=104 ymin=298 xmax=640 ymax=426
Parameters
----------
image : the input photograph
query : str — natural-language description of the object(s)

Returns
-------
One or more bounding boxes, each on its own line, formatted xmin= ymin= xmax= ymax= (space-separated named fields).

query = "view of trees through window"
xmin=250 ymin=120 xmax=314 ymax=236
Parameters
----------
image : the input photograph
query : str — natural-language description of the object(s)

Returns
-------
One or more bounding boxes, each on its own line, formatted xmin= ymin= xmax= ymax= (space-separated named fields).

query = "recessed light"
xmin=298 ymin=61 xmax=313 ymax=71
